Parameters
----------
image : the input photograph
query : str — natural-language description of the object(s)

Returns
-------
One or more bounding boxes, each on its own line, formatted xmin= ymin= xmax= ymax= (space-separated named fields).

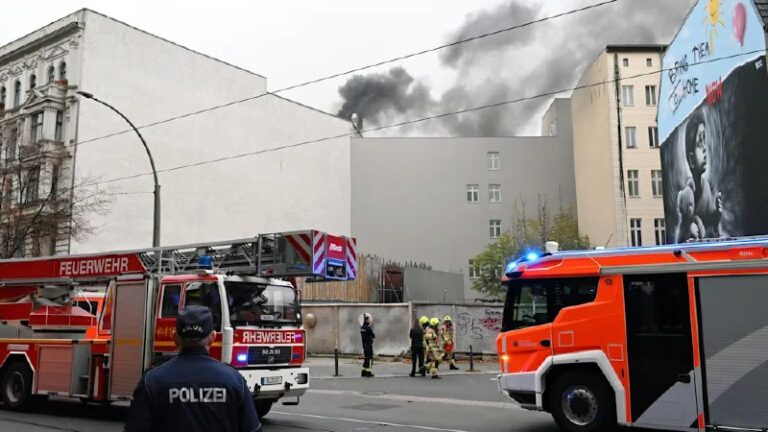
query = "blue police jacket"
xmin=124 ymin=346 xmax=261 ymax=432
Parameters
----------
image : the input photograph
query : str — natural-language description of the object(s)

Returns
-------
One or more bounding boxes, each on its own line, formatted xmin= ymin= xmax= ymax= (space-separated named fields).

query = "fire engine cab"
xmin=0 ymin=230 xmax=357 ymax=418
xmin=496 ymin=238 xmax=768 ymax=432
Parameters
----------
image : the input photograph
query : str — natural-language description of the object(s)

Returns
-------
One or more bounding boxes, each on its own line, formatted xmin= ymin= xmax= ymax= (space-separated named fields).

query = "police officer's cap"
xmin=177 ymin=306 xmax=214 ymax=339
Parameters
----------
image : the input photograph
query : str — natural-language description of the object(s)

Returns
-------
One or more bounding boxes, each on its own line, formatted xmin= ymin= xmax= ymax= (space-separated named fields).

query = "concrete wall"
xmin=70 ymin=10 xmax=353 ymax=252
xmin=303 ymin=302 xmax=503 ymax=355
xmin=350 ymin=106 xmax=576 ymax=301
xmin=403 ymin=268 xmax=463 ymax=303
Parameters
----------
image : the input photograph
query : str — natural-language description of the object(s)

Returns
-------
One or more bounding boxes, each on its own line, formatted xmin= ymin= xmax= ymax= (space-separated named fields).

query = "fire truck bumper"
xmin=240 ymin=367 xmax=309 ymax=400
xmin=497 ymin=373 xmax=543 ymax=411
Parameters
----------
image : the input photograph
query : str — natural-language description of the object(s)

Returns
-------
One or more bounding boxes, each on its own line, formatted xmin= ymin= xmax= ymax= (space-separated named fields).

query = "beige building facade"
xmin=571 ymin=45 xmax=667 ymax=248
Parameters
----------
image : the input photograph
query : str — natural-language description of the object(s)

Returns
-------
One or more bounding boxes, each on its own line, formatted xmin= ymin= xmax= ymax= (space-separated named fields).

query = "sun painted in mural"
xmin=704 ymin=0 xmax=726 ymax=52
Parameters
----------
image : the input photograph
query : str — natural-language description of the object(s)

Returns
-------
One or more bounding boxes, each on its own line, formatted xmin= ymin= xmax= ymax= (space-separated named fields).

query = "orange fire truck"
xmin=0 ymin=230 xmax=357 ymax=418
xmin=496 ymin=239 xmax=768 ymax=432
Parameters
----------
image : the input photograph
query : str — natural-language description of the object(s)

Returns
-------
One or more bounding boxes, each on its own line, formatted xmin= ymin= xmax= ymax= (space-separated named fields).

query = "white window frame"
xmin=651 ymin=170 xmax=663 ymax=198
xmin=622 ymin=85 xmax=634 ymax=107
xmin=648 ymin=126 xmax=659 ymax=148
xmin=487 ymin=152 xmax=500 ymax=171
xmin=627 ymin=170 xmax=639 ymax=197
xmin=625 ymin=126 xmax=637 ymax=149
xmin=630 ymin=218 xmax=642 ymax=247
xmin=654 ymin=218 xmax=666 ymax=245
xmin=466 ymin=184 xmax=479 ymax=203
xmin=468 ymin=260 xmax=478 ymax=279
xmin=645 ymin=85 xmax=657 ymax=106
xmin=489 ymin=220 xmax=502 ymax=239
xmin=488 ymin=184 xmax=501 ymax=203
xmin=31 ymin=112 xmax=43 ymax=143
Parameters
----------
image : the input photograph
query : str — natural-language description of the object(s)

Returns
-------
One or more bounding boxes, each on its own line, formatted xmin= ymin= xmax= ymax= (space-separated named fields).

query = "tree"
xmin=471 ymin=198 xmax=590 ymax=298
xmin=0 ymin=146 xmax=113 ymax=258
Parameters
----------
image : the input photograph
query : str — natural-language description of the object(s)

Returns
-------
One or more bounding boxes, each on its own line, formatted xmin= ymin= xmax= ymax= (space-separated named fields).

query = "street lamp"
xmin=76 ymin=91 xmax=161 ymax=248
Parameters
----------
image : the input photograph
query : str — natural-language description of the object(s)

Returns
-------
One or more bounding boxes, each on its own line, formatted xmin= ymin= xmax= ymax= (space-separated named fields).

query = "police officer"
xmin=125 ymin=306 xmax=261 ymax=432
xmin=360 ymin=312 xmax=375 ymax=377
xmin=441 ymin=316 xmax=459 ymax=370
xmin=409 ymin=317 xmax=427 ymax=377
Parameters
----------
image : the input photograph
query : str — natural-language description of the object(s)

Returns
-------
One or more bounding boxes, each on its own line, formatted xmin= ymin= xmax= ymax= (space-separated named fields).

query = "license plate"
xmin=261 ymin=376 xmax=282 ymax=386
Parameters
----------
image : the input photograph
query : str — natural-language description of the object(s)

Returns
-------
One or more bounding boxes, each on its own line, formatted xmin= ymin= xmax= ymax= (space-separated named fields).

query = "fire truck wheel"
xmin=1 ymin=362 xmax=34 ymax=411
xmin=548 ymin=370 xmax=616 ymax=432
xmin=255 ymin=400 xmax=273 ymax=418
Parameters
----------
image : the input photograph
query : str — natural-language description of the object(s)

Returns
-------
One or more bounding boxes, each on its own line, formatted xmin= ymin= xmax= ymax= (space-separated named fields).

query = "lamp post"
xmin=76 ymin=91 xmax=161 ymax=248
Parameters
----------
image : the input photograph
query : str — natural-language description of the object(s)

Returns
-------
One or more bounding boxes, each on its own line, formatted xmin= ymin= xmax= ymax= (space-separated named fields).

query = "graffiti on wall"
xmin=457 ymin=309 xmax=502 ymax=340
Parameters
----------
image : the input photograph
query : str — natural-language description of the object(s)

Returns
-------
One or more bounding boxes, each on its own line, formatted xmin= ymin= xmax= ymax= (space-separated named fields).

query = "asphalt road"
xmin=0 ymin=359 xmax=559 ymax=432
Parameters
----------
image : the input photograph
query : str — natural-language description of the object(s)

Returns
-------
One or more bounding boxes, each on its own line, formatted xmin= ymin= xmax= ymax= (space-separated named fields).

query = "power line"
xmin=21 ymin=0 xmax=620 ymax=159
xmin=71 ymin=48 xmax=765 ymax=191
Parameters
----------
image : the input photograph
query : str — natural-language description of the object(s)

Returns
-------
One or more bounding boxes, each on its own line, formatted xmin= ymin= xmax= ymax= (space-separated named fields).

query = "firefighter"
xmin=360 ymin=312 xmax=375 ymax=377
xmin=424 ymin=317 xmax=442 ymax=379
xmin=125 ymin=306 xmax=261 ymax=432
xmin=441 ymin=316 xmax=459 ymax=370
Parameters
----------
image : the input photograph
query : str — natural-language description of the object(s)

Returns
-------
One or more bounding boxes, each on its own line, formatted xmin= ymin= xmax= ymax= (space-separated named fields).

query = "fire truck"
xmin=0 ymin=230 xmax=357 ymax=418
xmin=496 ymin=239 xmax=768 ymax=432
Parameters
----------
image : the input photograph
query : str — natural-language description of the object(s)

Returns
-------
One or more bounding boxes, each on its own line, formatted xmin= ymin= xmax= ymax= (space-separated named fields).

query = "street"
xmin=0 ymin=358 xmax=558 ymax=432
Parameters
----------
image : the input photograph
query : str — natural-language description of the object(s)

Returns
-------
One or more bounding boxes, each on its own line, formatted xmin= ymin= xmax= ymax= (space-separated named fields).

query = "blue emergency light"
xmin=237 ymin=353 xmax=248 ymax=362
xmin=198 ymin=255 xmax=213 ymax=270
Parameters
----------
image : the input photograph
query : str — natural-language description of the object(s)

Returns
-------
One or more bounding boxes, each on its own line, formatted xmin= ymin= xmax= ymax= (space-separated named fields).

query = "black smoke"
xmin=336 ymin=0 xmax=693 ymax=136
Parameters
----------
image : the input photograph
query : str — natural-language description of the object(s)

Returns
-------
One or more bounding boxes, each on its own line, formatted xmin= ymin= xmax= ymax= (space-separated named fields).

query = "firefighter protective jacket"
xmin=124 ymin=347 xmax=261 ymax=432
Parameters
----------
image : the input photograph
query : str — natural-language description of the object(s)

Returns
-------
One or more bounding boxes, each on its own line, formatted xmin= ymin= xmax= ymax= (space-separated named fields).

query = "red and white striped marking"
xmin=313 ymin=231 xmax=327 ymax=275
xmin=346 ymin=237 xmax=357 ymax=280
xmin=284 ymin=232 xmax=313 ymax=264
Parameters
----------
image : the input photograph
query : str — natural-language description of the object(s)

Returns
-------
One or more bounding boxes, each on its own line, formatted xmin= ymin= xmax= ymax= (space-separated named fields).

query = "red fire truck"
xmin=0 ymin=230 xmax=357 ymax=418
xmin=496 ymin=239 xmax=768 ymax=432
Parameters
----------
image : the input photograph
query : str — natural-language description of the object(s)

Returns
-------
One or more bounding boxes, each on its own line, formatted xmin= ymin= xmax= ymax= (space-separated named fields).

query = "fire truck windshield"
xmin=225 ymin=281 xmax=300 ymax=326
xmin=501 ymin=278 xmax=599 ymax=332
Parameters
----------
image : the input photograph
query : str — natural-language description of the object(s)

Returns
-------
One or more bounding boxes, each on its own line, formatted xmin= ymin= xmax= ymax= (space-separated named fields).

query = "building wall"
xmin=351 ymin=102 xmax=576 ymax=300
xmin=70 ymin=10 xmax=352 ymax=252
xmin=572 ymin=47 xmax=666 ymax=248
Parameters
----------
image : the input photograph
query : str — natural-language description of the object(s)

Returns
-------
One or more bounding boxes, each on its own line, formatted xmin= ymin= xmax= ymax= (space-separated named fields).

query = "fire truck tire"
xmin=548 ymin=370 xmax=616 ymax=432
xmin=255 ymin=400 xmax=273 ymax=418
xmin=1 ymin=362 xmax=34 ymax=411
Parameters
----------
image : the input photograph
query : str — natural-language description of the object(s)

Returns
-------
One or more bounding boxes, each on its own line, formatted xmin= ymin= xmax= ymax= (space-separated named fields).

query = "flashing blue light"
xmin=505 ymin=261 xmax=518 ymax=274
xmin=237 ymin=354 xmax=248 ymax=362
xmin=526 ymin=252 xmax=539 ymax=261
xmin=198 ymin=255 xmax=213 ymax=270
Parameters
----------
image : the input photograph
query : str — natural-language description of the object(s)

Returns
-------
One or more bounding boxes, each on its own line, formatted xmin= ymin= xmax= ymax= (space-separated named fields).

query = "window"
xmin=161 ymin=285 xmax=182 ymax=317
xmin=622 ymin=85 xmax=634 ymax=107
xmin=58 ymin=61 xmax=67 ymax=81
xmin=648 ymin=126 xmax=659 ymax=148
xmin=468 ymin=260 xmax=478 ymax=279
xmin=646 ymin=58 xmax=653 ymax=67
xmin=489 ymin=220 xmax=502 ymax=239
xmin=487 ymin=152 xmax=500 ymax=170
xmin=627 ymin=170 xmax=639 ymax=197
xmin=654 ymin=219 xmax=666 ymax=245
xmin=466 ymin=184 xmax=479 ymax=203
xmin=630 ymin=218 xmax=642 ymax=247
xmin=25 ymin=166 xmax=40 ymax=204
xmin=7 ymin=129 xmax=17 ymax=160
xmin=501 ymin=277 xmax=599 ymax=331
xmin=47 ymin=66 xmax=55 ymax=83
xmin=651 ymin=170 xmax=663 ymax=198
xmin=1 ymin=86 xmax=6 ymax=106
xmin=488 ymin=184 xmax=501 ymax=203
xmin=31 ymin=112 xmax=43 ymax=143
xmin=183 ymin=281 xmax=222 ymax=331
xmin=645 ymin=85 xmax=657 ymax=106
xmin=623 ymin=58 xmax=629 ymax=67
xmin=13 ymin=80 xmax=21 ymax=107
xmin=50 ymin=165 xmax=59 ymax=199
xmin=625 ymin=127 xmax=637 ymax=149
xmin=55 ymin=111 xmax=63 ymax=142
xmin=29 ymin=74 xmax=36 ymax=90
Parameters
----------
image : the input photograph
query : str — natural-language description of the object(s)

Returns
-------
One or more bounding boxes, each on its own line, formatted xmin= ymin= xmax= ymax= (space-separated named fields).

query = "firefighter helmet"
xmin=430 ymin=317 xmax=440 ymax=327
xmin=419 ymin=316 xmax=430 ymax=326
xmin=443 ymin=315 xmax=452 ymax=323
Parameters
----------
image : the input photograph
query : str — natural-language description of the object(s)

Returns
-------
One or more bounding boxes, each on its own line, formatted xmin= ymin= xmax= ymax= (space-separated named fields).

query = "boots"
xmin=450 ymin=364 xmax=459 ymax=370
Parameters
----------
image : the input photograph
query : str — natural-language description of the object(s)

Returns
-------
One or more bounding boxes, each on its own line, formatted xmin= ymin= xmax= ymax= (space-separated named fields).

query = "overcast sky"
xmin=0 ymin=0 xmax=694 ymax=135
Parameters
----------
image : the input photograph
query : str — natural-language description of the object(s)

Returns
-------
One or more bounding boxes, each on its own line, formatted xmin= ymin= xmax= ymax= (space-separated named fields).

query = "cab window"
xmin=160 ymin=284 xmax=181 ymax=318
xmin=183 ymin=281 xmax=222 ymax=331
xmin=502 ymin=277 xmax=599 ymax=331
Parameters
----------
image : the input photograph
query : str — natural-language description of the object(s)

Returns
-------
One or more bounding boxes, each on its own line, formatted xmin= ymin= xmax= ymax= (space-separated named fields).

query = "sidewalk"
xmin=305 ymin=356 xmax=496 ymax=379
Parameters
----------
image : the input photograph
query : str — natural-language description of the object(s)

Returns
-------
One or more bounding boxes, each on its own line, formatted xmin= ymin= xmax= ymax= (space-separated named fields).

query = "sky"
xmin=0 ymin=0 xmax=694 ymax=136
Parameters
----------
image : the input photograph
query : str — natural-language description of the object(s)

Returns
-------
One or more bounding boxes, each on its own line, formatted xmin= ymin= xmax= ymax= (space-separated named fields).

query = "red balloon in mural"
xmin=733 ymin=2 xmax=747 ymax=46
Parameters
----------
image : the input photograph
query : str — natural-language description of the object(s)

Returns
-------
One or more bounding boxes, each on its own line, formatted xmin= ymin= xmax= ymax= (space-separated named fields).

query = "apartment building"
xmin=571 ymin=45 xmax=667 ymax=248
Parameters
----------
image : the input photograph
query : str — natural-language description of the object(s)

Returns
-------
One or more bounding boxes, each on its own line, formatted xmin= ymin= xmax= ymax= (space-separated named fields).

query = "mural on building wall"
xmin=660 ymin=0 xmax=768 ymax=243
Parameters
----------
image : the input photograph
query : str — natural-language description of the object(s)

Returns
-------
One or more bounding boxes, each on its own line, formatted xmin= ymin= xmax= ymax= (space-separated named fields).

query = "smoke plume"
xmin=336 ymin=0 xmax=693 ymax=136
